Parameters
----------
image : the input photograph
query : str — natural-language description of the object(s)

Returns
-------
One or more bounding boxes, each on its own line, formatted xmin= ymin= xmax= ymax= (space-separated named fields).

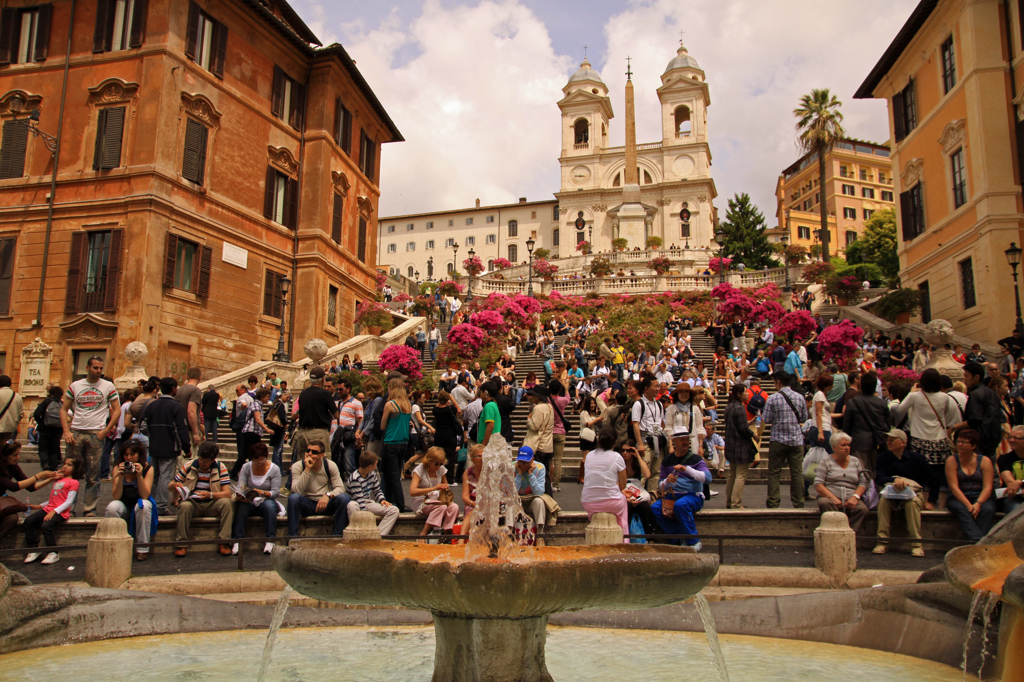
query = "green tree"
xmin=843 ymin=208 xmax=898 ymax=280
xmin=718 ymin=192 xmax=778 ymax=269
xmin=794 ymin=88 xmax=845 ymax=263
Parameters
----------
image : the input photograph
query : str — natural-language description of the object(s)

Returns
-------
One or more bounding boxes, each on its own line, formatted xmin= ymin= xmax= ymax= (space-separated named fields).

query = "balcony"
xmin=573 ymin=142 xmax=589 ymax=151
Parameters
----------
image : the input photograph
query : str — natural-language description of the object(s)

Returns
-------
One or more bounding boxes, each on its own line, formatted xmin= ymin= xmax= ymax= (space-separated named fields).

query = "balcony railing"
xmin=573 ymin=142 xmax=589 ymax=150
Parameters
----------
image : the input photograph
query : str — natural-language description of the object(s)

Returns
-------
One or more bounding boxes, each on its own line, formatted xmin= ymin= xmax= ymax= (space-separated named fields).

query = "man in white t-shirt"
xmin=61 ymin=355 xmax=120 ymax=515
xmin=631 ymin=376 xmax=666 ymax=493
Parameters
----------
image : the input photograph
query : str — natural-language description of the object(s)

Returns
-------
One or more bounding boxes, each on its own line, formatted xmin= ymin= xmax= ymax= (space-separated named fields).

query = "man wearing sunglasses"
xmin=286 ymin=440 xmax=350 ymax=537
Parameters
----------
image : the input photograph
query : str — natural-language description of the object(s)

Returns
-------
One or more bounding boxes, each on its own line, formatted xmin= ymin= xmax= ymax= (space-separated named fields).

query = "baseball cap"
xmin=516 ymin=446 xmax=535 ymax=462
xmin=886 ymin=428 xmax=908 ymax=442
xmin=309 ymin=366 xmax=326 ymax=380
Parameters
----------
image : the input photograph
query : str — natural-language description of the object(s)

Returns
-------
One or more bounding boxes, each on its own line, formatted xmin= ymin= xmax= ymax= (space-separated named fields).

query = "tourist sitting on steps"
xmin=231 ymin=442 xmax=282 ymax=556
xmin=347 ymin=450 xmax=399 ymax=537
xmin=873 ymin=428 xmax=934 ymax=557
xmin=23 ymin=454 xmax=85 ymax=566
xmin=411 ymin=447 xmax=458 ymax=541
xmin=579 ymin=428 xmax=629 ymax=541
xmin=286 ymin=439 xmax=350 ymax=538
xmin=651 ymin=443 xmax=709 ymax=551
xmin=998 ymin=425 xmax=1024 ymax=514
xmin=514 ymin=446 xmax=559 ymax=546
xmin=945 ymin=428 xmax=996 ymax=542
xmin=813 ymin=432 xmax=870 ymax=534
xmin=171 ymin=442 xmax=234 ymax=557
xmin=104 ymin=439 xmax=156 ymax=562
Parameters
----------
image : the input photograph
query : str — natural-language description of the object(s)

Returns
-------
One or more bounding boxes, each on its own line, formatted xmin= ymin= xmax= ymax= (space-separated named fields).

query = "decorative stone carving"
xmin=19 ymin=338 xmax=53 ymax=397
xmin=696 ymin=194 xmax=709 ymax=203
xmin=357 ymin=196 xmax=374 ymax=217
xmin=267 ymin=146 xmax=299 ymax=177
xmin=114 ymin=341 xmax=149 ymax=390
xmin=58 ymin=313 xmax=117 ymax=341
xmin=331 ymin=170 xmax=350 ymax=197
xmin=0 ymin=90 xmax=42 ymax=116
xmin=938 ymin=119 xmax=967 ymax=154
xmin=559 ymin=208 xmax=569 ymax=215
xmin=901 ymin=158 xmax=924 ymax=189
xmin=180 ymin=92 xmax=222 ymax=127
xmin=87 ymin=78 xmax=139 ymax=106
xmin=656 ymin=198 xmax=672 ymax=206
xmin=591 ymin=205 xmax=607 ymax=212
xmin=304 ymin=338 xmax=329 ymax=365
xmin=924 ymin=319 xmax=963 ymax=381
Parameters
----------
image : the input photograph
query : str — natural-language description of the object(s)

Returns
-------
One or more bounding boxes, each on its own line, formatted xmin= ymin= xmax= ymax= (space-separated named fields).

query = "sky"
xmin=291 ymin=0 xmax=920 ymax=223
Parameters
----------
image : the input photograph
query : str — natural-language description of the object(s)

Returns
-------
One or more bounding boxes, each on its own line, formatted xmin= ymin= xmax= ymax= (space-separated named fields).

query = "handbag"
xmin=0 ymin=494 xmax=28 ymax=518
xmin=580 ymin=426 xmax=596 ymax=442
xmin=437 ymin=488 xmax=454 ymax=505
xmin=921 ymin=392 xmax=957 ymax=455
xmin=629 ymin=514 xmax=647 ymax=543
xmin=266 ymin=401 xmax=284 ymax=428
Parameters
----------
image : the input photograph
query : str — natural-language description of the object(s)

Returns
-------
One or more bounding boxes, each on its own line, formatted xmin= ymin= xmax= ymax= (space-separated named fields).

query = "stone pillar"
xmin=85 ymin=517 xmax=134 ymax=589
xmin=814 ymin=511 xmax=856 ymax=587
xmin=343 ymin=511 xmax=381 ymax=540
xmin=585 ymin=512 xmax=623 ymax=545
xmin=431 ymin=612 xmax=553 ymax=682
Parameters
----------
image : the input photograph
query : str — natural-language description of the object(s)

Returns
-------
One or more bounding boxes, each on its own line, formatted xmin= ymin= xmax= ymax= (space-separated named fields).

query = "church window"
xmin=408 ymin=266 xmax=414 ymax=278
xmin=613 ymin=173 xmax=621 ymax=187
xmin=674 ymin=106 xmax=691 ymax=137
xmin=643 ymin=169 xmax=653 ymax=184
xmin=573 ymin=118 xmax=589 ymax=146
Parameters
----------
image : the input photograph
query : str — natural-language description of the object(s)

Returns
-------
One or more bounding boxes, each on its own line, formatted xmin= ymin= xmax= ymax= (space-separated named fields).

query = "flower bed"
xmin=815 ymin=319 xmax=865 ymax=367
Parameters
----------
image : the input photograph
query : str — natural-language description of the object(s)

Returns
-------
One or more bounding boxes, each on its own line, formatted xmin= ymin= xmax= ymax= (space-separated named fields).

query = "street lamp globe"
xmin=1006 ymin=242 xmax=1022 ymax=269
xmin=526 ymin=237 xmax=535 ymax=254
xmin=714 ymin=229 xmax=726 ymax=247
xmin=280 ymin=275 xmax=291 ymax=295
xmin=780 ymin=234 xmax=788 ymax=246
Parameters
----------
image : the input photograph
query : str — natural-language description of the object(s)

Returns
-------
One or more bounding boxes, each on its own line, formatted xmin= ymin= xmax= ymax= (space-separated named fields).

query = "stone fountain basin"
xmin=272 ymin=539 xmax=719 ymax=618
xmin=945 ymin=541 xmax=1024 ymax=606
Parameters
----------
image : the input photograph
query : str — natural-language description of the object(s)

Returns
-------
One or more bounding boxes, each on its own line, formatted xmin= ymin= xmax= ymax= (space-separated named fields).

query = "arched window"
xmin=407 ymin=266 xmax=414 ymax=278
xmin=487 ymin=259 xmax=493 ymax=271
xmin=508 ymin=220 xmax=518 ymax=238
xmin=643 ymin=169 xmax=653 ymax=184
xmin=552 ymin=228 xmax=559 ymax=246
xmin=447 ymin=262 xmax=454 ymax=274
xmin=674 ymin=106 xmax=692 ymax=137
xmin=508 ymin=244 xmax=518 ymax=262
xmin=573 ymin=118 xmax=589 ymax=145
xmin=613 ymin=173 xmax=621 ymax=187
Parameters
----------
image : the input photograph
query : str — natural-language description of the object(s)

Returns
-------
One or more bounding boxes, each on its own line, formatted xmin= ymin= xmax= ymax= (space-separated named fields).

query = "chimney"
xmin=475 ymin=198 xmax=480 ymax=208
xmin=519 ymin=197 xmax=527 ymax=203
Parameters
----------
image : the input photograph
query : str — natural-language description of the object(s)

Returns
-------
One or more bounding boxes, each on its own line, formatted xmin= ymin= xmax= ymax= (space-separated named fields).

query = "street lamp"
xmin=780 ymin=234 xmax=791 ymax=292
xmin=466 ymin=247 xmax=476 ymax=302
xmin=526 ymin=237 xmax=536 ymax=297
xmin=1007 ymin=242 xmax=1024 ymax=334
xmin=714 ymin=228 xmax=726 ymax=285
xmin=272 ymin=275 xmax=292 ymax=362
xmin=9 ymin=99 xmax=58 ymax=155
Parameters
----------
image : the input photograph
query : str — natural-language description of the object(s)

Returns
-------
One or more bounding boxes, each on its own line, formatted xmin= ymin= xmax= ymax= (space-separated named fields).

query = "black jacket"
xmin=141 ymin=396 xmax=191 ymax=460
xmin=843 ymin=393 xmax=893 ymax=452
xmin=966 ymin=382 xmax=1003 ymax=449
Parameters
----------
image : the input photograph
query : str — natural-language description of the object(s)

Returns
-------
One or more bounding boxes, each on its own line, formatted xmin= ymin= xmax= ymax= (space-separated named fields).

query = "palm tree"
xmin=794 ymin=88 xmax=845 ymax=263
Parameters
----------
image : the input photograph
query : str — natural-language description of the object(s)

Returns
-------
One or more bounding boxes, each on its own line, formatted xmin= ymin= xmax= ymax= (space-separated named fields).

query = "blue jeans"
xmin=1004 ymin=495 xmax=1023 ymax=515
xmin=204 ymin=417 xmax=218 ymax=443
xmin=947 ymin=496 xmax=997 ymax=542
xmin=272 ymin=440 xmax=285 ymax=472
xmin=806 ymin=427 xmax=833 ymax=454
xmin=342 ymin=443 xmax=359 ymax=478
xmin=652 ymin=493 xmax=704 ymax=546
xmin=286 ymin=493 xmax=351 ymax=537
xmin=233 ymin=500 xmax=278 ymax=539
xmin=101 ymin=436 xmax=120 ymax=479
xmin=429 ymin=340 xmax=438 ymax=363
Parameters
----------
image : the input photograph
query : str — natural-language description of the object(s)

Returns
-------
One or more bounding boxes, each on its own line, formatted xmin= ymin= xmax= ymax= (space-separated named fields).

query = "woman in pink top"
xmin=580 ymin=428 xmax=628 ymax=541
xmin=23 ymin=455 xmax=86 ymax=565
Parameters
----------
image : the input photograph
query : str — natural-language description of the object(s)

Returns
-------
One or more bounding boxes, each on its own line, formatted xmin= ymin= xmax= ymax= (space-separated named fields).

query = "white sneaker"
xmin=709 ymin=491 xmax=719 ymax=497
xmin=24 ymin=552 xmax=41 ymax=564
xmin=263 ymin=542 xmax=274 ymax=555
xmin=450 ymin=482 xmax=458 ymax=487
xmin=691 ymin=541 xmax=702 ymax=553
xmin=231 ymin=543 xmax=239 ymax=555
xmin=41 ymin=552 xmax=60 ymax=565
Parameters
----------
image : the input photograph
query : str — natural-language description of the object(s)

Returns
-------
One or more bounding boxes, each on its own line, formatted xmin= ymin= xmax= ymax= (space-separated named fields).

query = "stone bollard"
xmin=85 ymin=517 xmax=134 ymax=589
xmin=343 ymin=510 xmax=381 ymax=540
xmin=585 ymin=512 xmax=623 ymax=545
xmin=814 ymin=511 xmax=857 ymax=587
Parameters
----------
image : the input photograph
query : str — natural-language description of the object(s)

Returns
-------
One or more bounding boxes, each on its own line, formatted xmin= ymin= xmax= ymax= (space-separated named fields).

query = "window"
xmin=959 ymin=257 xmax=976 ymax=309
xmin=881 ymin=190 xmax=894 ymax=202
xmin=445 ymin=238 xmax=454 ymax=248
xmin=331 ymin=193 xmax=343 ymax=243
xmin=406 ymin=223 xmax=414 ymax=231
xmin=407 ymin=266 xmax=414 ymax=278
xmin=508 ymin=244 xmax=518 ymax=262
xmin=863 ymin=209 xmax=874 ymax=220
xmin=65 ymin=229 xmax=124 ymax=314
xmin=327 ymin=285 xmax=338 ymax=326
xmin=553 ymin=205 xmax=559 ymax=221
xmin=262 ymin=167 xmax=298 ymax=228
xmin=93 ymin=106 xmax=125 ymax=170
xmin=406 ymin=242 xmax=415 ymax=252
xmin=815 ymin=192 xmax=820 ymax=204
xmin=465 ymin=236 xmax=475 ymax=246
xmin=900 ymin=183 xmax=925 ymax=241
xmin=843 ymin=207 xmax=856 ymax=219
xmin=72 ymin=350 xmax=106 ymax=382
xmin=181 ymin=118 xmax=209 ymax=185
xmin=486 ymin=216 xmax=494 ymax=224
xmin=576 ymin=230 xmax=585 ymax=244
xmin=680 ymin=221 xmax=691 ymax=239
xmin=387 ymin=225 xmax=395 ymax=233
xmin=447 ymin=262 xmax=454 ymax=274
xmin=358 ymin=130 xmax=376 ymax=180
xmin=798 ymin=226 xmax=811 ymax=240
xmin=879 ymin=172 xmax=887 ymax=183
xmin=839 ymin=165 xmax=849 ymax=177
xmin=0 ymin=352 xmax=5 ymax=374
xmin=358 ymin=218 xmax=367 ymax=262
xmin=425 ymin=240 xmax=434 ymax=250
xmin=531 ymin=211 xmax=536 ymax=219
xmin=859 ymin=169 xmax=868 ymax=181
xmin=272 ymin=67 xmax=304 ymax=130
xmin=426 ymin=221 xmax=433 ymax=229
xmin=0 ymin=5 xmax=52 ymax=64
xmin=387 ymin=243 xmax=396 ymax=253
xmin=0 ymin=120 xmax=29 ymax=179
xmin=552 ymin=228 xmax=559 ymax=247
xmin=163 ymin=233 xmax=212 ymax=297
xmin=941 ymin=36 xmax=956 ymax=94
xmin=803 ymin=200 xmax=810 ymax=210
xmin=862 ymin=187 xmax=875 ymax=199
xmin=333 ymin=97 xmax=352 ymax=154
xmin=919 ymin=281 xmax=931 ymax=323
xmin=508 ymin=220 xmax=518 ymax=238
xmin=486 ymin=234 xmax=496 ymax=245
xmin=262 ymin=269 xmax=286 ymax=318
xmin=841 ymin=184 xmax=855 ymax=196
xmin=846 ymin=230 xmax=857 ymax=246
xmin=0 ymin=237 xmax=14 ymax=316
xmin=185 ymin=2 xmax=227 ymax=77
xmin=448 ymin=219 xmax=454 ymax=226
xmin=465 ymin=217 xmax=473 ymax=225
xmin=487 ymin=259 xmax=493 ymax=271
xmin=93 ymin=0 xmax=147 ymax=53
xmin=951 ymin=147 xmax=967 ymax=208
xmin=893 ymin=79 xmax=917 ymax=142
xmin=573 ymin=118 xmax=589 ymax=145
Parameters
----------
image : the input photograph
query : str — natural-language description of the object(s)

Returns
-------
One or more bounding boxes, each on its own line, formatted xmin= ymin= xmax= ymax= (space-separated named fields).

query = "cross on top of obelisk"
xmin=626 ymin=56 xmax=632 ymax=81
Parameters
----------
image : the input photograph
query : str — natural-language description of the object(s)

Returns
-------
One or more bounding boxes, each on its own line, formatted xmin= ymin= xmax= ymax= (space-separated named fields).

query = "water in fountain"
xmin=975 ymin=591 xmax=1000 ymax=680
xmin=256 ymin=585 xmax=293 ymax=682
xmin=694 ymin=592 xmax=731 ymax=682
xmin=961 ymin=591 xmax=983 ymax=681
xmin=464 ymin=433 xmax=536 ymax=562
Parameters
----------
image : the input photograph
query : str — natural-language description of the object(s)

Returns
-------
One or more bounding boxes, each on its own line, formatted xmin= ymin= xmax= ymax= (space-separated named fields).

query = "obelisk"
xmin=617 ymin=57 xmax=647 ymax=247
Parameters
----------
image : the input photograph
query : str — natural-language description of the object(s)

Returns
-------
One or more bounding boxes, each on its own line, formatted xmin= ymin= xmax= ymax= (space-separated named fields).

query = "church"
xmin=377 ymin=43 xmax=719 ymax=279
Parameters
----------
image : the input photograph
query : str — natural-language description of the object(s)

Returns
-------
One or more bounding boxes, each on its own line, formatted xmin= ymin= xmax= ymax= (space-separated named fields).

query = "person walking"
xmin=724 ymin=384 xmax=757 ymax=509
xmin=32 ymin=385 xmax=65 ymax=472
xmin=761 ymin=371 xmax=808 ymax=509
xmin=141 ymin=377 xmax=192 ymax=515
xmin=379 ymin=379 xmax=413 ymax=511
xmin=201 ymin=386 xmax=221 ymax=444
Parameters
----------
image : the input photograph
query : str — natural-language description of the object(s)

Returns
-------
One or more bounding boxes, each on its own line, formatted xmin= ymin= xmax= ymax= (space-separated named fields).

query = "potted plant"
xmin=825 ymin=274 xmax=862 ymax=306
xmin=613 ymin=237 xmax=630 ymax=252
xmin=377 ymin=344 xmax=424 ymax=381
xmin=645 ymin=236 xmax=663 ymax=250
xmin=873 ymin=287 xmax=924 ymax=324
xmin=816 ymin=319 xmax=866 ymax=367
xmin=355 ymin=300 xmax=394 ymax=336
xmin=533 ymin=259 xmax=559 ymax=280
xmin=784 ymin=244 xmax=808 ymax=264
xmin=589 ymin=256 xmax=614 ymax=277
xmin=462 ymin=255 xmax=484 ymax=277
xmin=533 ymin=247 xmax=551 ymax=260
xmin=649 ymin=256 xmax=673 ymax=275
xmin=491 ymin=257 xmax=513 ymax=271
xmin=801 ymin=261 xmax=835 ymax=284
xmin=409 ymin=295 xmax=438 ymax=320
xmin=435 ymin=279 xmax=465 ymax=298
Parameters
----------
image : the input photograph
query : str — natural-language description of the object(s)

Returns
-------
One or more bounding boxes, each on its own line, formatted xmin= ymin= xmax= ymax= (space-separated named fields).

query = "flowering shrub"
xmin=512 ymin=293 xmax=542 ymax=316
xmin=491 ymin=257 xmax=513 ymax=270
xmin=825 ymin=274 xmax=862 ymax=298
xmin=649 ymin=256 xmax=674 ymax=275
xmin=436 ymin=280 xmax=465 ymax=297
xmin=445 ymin=323 xmax=488 ymax=355
xmin=576 ymin=240 xmax=592 ymax=255
xmin=393 ymin=292 xmax=413 ymax=303
xmin=533 ymin=259 xmax=559 ymax=278
xmin=879 ymin=367 xmax=921 ymax=390
xmin=377 ymin=344 xmax=423 ymax=381
xmin=590 ymin=256 xmax=614 ymax=277
xmin=645 ymin=236 xmax=663 ymax=249
xmin=802 ymin=261 xmax=835 ymax=284
xmin=750 ymin=301 xmax=786 ymax=325
xmin=355 ymin=301 xmax=394 ymax=331
xmin=816 ymin=320 xmax=865 ymax=366
xmin=753 ymin=283 xmax=782 ymax=302
xmin=709 ymin=257 xmax=733 ymax=273
xmin=409 ymin=295 xmax=438 ymax=319
xmin=375 ymin=270 xmax=388 ymax=290
xmin=711 ymin=282 xmax=736 ymax=300
xmin=470 ymin=310 xmax=506 ymax=332
xmin=773 ymin=310 xmax=817 ymax=339
xmin=718 ymin=291 xmax=756 ymax=319
xmin=462 ymin=256 xmax=484 ymax=277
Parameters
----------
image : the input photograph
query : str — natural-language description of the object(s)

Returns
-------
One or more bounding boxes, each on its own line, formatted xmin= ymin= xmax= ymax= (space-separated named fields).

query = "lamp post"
xmin=466 ymin=247 xmax=476 ymax=302
xmin=1007 ymin=242 xmax=1024 ymax=334
xmin=714 ymin=228 xmax=726 ymax=285
xmin=526 ymin=237 xmax=536 ymax=297
xmin=272 ymin=275 xmax=292 ymax=362
xmin=780 ymin=234 xmax=791 ymax=292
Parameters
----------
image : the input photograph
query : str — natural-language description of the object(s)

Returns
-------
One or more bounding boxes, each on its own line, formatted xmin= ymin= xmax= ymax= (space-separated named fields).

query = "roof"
xmin=780 ymin=138 xmax=891 ymax=177
xmin=664 ymin=44 xmax=701 ymax=73
xmin=317 ymin=43 xmax=404 ymax=142
xmin=240 ymin=0 xmax=321 ymax=49
xmin=567 ymin=59 xmax=605 ymax=86
xmin=854 ymin=0 xmax=939 ymax=99
xmin=381 ymin=198 xmax=558 ymax=222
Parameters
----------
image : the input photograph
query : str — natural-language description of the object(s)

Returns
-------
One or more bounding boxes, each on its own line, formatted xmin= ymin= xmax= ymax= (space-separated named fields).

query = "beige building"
xmin=855 ymin=0 xmax=1024 ymax=344
xmin=774 ymin=139 xmax=895 ymax=257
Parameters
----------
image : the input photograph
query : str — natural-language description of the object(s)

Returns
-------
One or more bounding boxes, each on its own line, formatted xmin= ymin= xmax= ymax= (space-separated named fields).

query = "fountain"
xmin=271 ymin=434 xmax=719 ymax=681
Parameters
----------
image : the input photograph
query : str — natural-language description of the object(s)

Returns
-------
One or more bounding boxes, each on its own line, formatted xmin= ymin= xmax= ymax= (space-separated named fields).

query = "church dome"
xmin=567 ymin=58 xmax=605 ymax=85
xmin=664 ymin=44 xmax=700 ymax=73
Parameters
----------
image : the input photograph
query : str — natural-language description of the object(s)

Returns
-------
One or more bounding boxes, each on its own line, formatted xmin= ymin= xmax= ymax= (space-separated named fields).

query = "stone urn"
xmin=303 ymin=338 xmax=328 ymax=366
xmin=923 ymin=319 xmax=963 ymax=381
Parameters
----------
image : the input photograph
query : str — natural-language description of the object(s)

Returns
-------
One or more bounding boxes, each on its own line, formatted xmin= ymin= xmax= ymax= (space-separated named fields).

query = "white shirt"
xmin=656 ymin=371 xmax=674 ymax=385
xmin=813 ymin=391 xmax=832 ymax=433
xmin=762 ymin=329 xmax=774 ymax=345
xmin=580 ymin=448 xmax=626 ymax=506
xmin=631 ymin=396 xmax=664 ymax=434
xmin=451 ymin=385 xmax=474 ymax=410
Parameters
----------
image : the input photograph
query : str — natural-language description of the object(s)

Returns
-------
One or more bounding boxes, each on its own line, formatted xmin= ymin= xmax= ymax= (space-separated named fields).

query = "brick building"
xmin=0 ymin=0 xmax=401 ymax=397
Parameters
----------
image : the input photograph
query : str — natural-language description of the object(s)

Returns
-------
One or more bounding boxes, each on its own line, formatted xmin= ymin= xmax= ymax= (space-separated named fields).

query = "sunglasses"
xmin=306 ymin=448 xmax=324 ymax=455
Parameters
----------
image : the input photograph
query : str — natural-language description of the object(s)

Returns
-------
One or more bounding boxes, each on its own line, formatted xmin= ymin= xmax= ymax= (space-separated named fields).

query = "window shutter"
xmin=332 ymin=193 xmax=343 ymax=243
xmin=263 ymin=270 xmax=282 ymax=318
xmin=263 ymin=166 xmax=276 ymax=219
xmin=33 ymin=4 xmax=52 ymax=61
xmin=96 ymin=106 xmax=125 ymax=170
xmin=211 ymin=20 xmax=227 ymax=78
xmin=93 ymin=108 xmax=108 ymax=171
xmin=184 ymin=1 xmax=199 ymax=60
xmin=93 ymin=0 xmax=112 ymax=52
xmin=0 ymin=120 xmax=28 ymax=179
xmin=163 ymin=232 xmax=178 ymax=288
xmin=271 ymin=66 xmax=284 ymax=118
xmin=196 ymin=123 xmax=208 ymax=185
xmin=290 ymin=82 xmax=305 ymax=130
xmin=333 ymin=97 xmax=342 ymax=144
xmin=285 ymin=176 xmax=299 ymax=229
xmin=0 ymin=8 xmax=15 ymax=64
xmin=358 ymin=217 xmax=367 ymax=262
xmin=196 ymin=245 xmax=212 ymax=298
xmin=905 ymin=79 xmax=916 ymax=130
xmin=65 ymin=232 xmax=84 ymax=314
xmin=182 ymin=119 xmax=207 ymax=185
xmin=341 ymin=104 xmax=352 ymax=154
xmin=0 ymin=238 xmax=15 ymax=316
xmin=103 ymin=228 xmax=123 ymax=312
xmin=899 ymin=189 xmax=913 ymax=242
xmin=892 ymin=93 xmax=905 ymax=142
xmin=129 ymin=0 xmax=148 ymax=48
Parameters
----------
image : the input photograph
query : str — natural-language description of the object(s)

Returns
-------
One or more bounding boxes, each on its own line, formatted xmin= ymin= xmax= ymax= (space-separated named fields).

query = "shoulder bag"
xmin=921 ymin=392 xmax=957 ymax=456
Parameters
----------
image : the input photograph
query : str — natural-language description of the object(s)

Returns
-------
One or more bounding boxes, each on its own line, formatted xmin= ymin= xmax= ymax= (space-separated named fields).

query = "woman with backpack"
xmin=32 ymin=385 xmax=65 ymax=472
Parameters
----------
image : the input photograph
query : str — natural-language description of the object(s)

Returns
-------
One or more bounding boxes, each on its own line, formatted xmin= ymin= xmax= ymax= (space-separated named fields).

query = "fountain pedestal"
xmin=432 ymin=613 xmax=552 ymax=682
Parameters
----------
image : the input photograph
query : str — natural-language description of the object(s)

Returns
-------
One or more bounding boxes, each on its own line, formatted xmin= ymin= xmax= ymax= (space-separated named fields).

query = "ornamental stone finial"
xmin=304 ymin=339 xmax=329 ymax=365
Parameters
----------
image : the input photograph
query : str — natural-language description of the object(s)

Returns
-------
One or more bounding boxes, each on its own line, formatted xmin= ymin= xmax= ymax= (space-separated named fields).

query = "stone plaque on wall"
xmin=19 ymin=338 xmax=53 ymax=397
xmin=222 ymin=242 xmax=248 ymax=269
